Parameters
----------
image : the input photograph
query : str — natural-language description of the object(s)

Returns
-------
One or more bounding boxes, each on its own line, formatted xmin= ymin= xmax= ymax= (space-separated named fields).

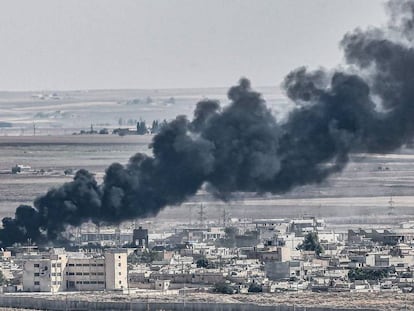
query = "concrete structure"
xmin=80 ymin=229 xmax=133 ymax=246
xmin=133 ymin=227 xmax=149 ymax=248
xmin=348 ymin=228 xmax=414 ymax=245
xmin=23 ymin=248 xmax=127 ymax=292
xmin=104 ymin=248 xmax=128 ymax=290
xmin=265 ymin=261 xmax=303 ymax=280
xmin=289 ymin=217 xmax=325 ymax=236
xmin=256 ymin=246 xmax=291 ymax=262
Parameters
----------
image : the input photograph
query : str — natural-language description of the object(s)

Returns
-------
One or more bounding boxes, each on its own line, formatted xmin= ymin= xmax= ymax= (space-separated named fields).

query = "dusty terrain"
xmin=0 ymin=134 xmax=414 ymax=227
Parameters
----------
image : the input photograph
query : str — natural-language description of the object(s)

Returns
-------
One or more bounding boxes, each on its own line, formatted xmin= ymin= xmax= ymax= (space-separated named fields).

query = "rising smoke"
xmin=1 ymin=0 xmax=414 ymax=246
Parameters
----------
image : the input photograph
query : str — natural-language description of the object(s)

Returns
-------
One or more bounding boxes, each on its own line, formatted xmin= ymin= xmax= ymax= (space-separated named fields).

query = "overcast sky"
xmin=0 ymin=0 xmax=387 ymax=91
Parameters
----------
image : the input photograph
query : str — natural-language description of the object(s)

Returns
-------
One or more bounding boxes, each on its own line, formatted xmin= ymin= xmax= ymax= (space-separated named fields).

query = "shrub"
xmin=214 ymin=282 xmax=234 ymax=294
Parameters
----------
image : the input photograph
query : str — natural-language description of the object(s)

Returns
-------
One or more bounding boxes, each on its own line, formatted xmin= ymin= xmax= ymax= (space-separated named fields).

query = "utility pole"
xmin=77 ymin=227 xmax=82 ymax=245
xmin=97 ymin=223 xmax=101 ymax=246
xmin=115 ymin=224 xmax=121 ymax=247
xmin=222 ymin=208 xmax=229 ymax=227
xmin=198 ymin=204 xmax=205 ymax=227
xmin=388 ymin=196 xmax=395 ymax=210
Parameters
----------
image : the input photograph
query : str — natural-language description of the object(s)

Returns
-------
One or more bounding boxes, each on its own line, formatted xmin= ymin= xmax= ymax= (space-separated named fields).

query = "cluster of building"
xmin=1 ymin=217 xmax=414 ymax=295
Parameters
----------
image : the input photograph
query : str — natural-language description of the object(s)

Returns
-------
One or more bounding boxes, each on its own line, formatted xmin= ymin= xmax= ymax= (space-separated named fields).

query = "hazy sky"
xmin=0 ymin=0 xmax=387 ymax=91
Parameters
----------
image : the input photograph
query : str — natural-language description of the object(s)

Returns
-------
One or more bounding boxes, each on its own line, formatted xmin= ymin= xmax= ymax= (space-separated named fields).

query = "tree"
xmin=0 ymin=270 xmax=7 ymax=286
xmin=297 ymin=232 xmax=324 ymax=256
xmin=248 ymin=282 xmax=263 ymax=293
xmin=213 ymin=282 xmax=234 ymax=294
xmin=196 ymin=257 xmax=209 ymax=268
xmin=11 ymin=166 xmax=21 ymax=174
xmin=128 ymin=250 xmax=162 ymax=264
xmin=151 ymin=120 xmax=160 ymax=134
xmin=348 ymin=268 xmax=391 ymax=281
xmin=136 ymin=121 xmax=147 ymax=135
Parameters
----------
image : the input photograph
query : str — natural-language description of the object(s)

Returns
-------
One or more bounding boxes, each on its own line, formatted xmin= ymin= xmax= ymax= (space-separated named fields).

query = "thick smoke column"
xmin=1 ymin=0 xmax=414 ymax=246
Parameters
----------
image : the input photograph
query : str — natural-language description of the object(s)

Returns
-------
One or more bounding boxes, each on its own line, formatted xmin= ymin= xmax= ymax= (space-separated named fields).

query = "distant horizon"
xmin=0 ymin=83 xmax=281 ymax=94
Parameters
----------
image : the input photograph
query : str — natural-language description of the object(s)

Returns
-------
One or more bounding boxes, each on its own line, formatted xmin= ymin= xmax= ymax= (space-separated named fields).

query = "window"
xmin=76 ymin=264 xmax=82 ymax=267
xmin=57 ymin=263 xmax=61 ymax=267
xmin=34 ymin=264 xmax=39 ymax=268
xmin=97 ymin=272 xmax=104 ymax=276
xmin=34 ymin=273 xmax=39 ymax=277
xmin=119 ymin=281 xmax=122 ymax=284
xmin=76 ymin=272 xmax=82 ymax=276
xmin=91 ymin=273 xmax=97 ymax=276
xmin=119 ymin=272 xmax=121 ymax=276
xmin=97 ymin=264 xmax=104 ymax=267
xmin=91 ymin=281 xmax=97 ymax=284
xmin=34 ymin=281 xmax=40 ymax=286
xmin=118 ymin=256 xmax=121 ymax=259
xmin=84 ymin=281 xmax=90 ymax=284
xmin=118 ymin=263 xmax=121 ymax=267
xmin=68 ymin=264 xmax=74 ymax=267
xmin=84 ymin=273 xmax=89 ymax=276
xmin=82 ymin=264 xmax=89 ymax=267
xmin=68 ymin=273 xmax=74 ymax=276
xmin=57 ymin=273 xmax=61 ymax=276
xmin=98 ymin=281 xmax=104 ymax=284
xmin=91 ymin=264 xmax=97 ymax=267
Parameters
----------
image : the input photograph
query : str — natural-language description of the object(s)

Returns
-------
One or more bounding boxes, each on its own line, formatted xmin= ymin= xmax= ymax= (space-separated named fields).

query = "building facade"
xmin=22 ymin=248 xmax=127 ymax=292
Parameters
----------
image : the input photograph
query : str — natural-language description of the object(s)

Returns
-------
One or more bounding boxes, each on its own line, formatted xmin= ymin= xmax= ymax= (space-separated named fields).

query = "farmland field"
xmin=0 ymin=135 xmax=414 ymax=228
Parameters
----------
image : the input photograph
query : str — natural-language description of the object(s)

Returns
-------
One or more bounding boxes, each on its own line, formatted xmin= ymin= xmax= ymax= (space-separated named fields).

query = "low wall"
xmin=0 ymin=295 xmax=377 ymax=311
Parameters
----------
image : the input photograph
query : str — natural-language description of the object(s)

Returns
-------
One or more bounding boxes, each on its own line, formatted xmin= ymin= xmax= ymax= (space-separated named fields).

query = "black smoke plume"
xmin=1 ymin=0 xmax=414 ymax=246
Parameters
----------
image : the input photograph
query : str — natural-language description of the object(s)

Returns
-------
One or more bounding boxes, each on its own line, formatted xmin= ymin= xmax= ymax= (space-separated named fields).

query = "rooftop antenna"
xmin=33 ymin=122 xmax=36 ymax=136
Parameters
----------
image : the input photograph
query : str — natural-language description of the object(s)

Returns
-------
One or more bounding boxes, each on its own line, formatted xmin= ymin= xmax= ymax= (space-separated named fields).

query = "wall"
xmin=0 ymin=295 xmax=378 ymax=311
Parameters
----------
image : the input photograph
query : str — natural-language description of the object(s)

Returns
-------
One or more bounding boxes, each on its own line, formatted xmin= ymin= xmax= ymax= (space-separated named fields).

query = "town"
xmin=0 ymin=213 xmax=413 ymax=299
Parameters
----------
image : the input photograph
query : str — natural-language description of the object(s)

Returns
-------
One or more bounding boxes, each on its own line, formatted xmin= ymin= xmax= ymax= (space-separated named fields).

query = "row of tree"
xmin=136 ymin=119 xmax=168 ymax=135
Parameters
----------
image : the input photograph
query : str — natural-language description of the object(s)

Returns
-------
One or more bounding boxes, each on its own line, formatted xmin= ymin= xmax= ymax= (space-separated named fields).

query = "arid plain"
xmin=0 ymin=87 xmax=413 ymax=229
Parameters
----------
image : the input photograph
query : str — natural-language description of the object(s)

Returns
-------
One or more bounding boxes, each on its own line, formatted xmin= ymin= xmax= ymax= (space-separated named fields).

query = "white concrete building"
xmin=104 ymin=248 xmax=128 ymax=290
xmin=23 ymin=248 xmax=127 ymax=292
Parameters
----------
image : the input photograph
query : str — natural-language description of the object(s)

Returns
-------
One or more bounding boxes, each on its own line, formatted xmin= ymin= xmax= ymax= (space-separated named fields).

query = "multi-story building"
xmin=22 ymin=248 xmax=127 ymax=292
